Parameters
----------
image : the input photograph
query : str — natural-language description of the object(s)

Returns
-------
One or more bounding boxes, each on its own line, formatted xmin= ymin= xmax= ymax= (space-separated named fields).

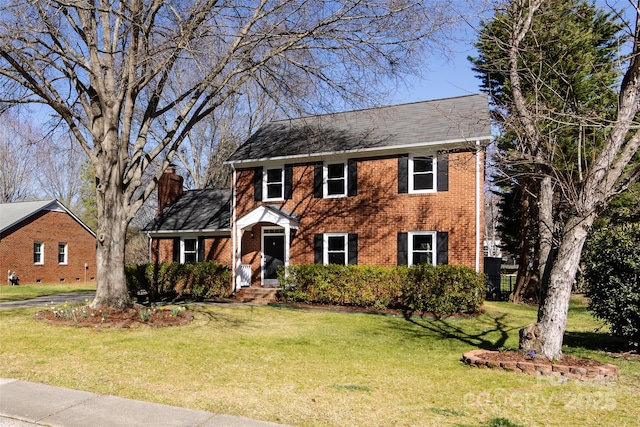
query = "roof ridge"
xmin=270 ymin=93 xmax=487 ymax=124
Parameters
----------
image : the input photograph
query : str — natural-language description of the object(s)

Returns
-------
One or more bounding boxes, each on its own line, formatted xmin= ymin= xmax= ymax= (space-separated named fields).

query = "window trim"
xmin=34 ymin=241 xmax=44 ymax=265
xmin=263 ymin=166 xmax=284 ymax=201
xmin=408 ymin=155 xmax=437 ymax=194
xmin=323 ymin=162 xmax=347 ymax=198
xmin=408 ymin=231 xmax=437 ymax=266
xmin=323 ymin=233 xmax=348 ymax=265
xmin=58 ymin=242 xmax=68 ymax=265
xmin=181 ymin=237 xmax=198 ymax=264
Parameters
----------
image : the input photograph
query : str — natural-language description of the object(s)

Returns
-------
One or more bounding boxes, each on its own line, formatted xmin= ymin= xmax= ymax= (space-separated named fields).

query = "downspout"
xmin=231 ymin=165 xmax=237 ymax=293
xmin=475 ymin=140 xmax=482 ymax=273
xmin=147 ymin=232 xmax=152 ymax=263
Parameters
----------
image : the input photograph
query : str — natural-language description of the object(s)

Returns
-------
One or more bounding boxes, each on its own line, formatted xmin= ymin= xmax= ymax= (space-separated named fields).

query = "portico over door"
xmin=233 ymin=205 xmax=299 ymax=290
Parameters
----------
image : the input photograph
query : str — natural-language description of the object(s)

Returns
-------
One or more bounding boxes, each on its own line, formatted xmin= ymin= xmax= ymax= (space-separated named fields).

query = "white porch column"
xmin=235 ymin=227 xmax=243 ymax=292
xmin=284 ymin=225 xmax=290 ymax=270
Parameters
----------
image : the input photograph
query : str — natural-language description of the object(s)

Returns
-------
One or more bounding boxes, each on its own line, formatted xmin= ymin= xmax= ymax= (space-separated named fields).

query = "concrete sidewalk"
xmin=0 ymin=379 xmax=292 ymax=427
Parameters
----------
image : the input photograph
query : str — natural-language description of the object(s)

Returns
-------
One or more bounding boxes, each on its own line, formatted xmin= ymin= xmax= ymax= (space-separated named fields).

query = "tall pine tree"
xmin=470 ymin=0 xmax=622 ymax=303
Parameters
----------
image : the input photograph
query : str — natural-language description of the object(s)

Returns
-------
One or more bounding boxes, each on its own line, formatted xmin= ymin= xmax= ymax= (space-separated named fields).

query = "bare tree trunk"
xmin=536 ymin=175 xmax=555 ymax=302
xmin=510 ymin=190 xmax=539 ymax=303
xmin=510 ymin=247 xmax=530 ymax=303
xmin=519 ymin=215 xmax=594 ymax=359
xmin=539 ymin=216 xmax=593 ymax=358
xmin=91 ymin=181 xmax=132 ymax=309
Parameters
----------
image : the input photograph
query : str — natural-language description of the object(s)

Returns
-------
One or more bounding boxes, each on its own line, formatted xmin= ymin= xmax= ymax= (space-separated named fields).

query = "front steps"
xmin=235 ymin=287 xmax=279 ymax=305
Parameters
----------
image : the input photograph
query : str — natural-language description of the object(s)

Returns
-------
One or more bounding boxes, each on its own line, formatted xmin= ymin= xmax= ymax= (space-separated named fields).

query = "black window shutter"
xmin=348 ymin=233 xmax=358 ymax=265
xmin=284 ymin=164 xmax=293 ymax=199
xmin=437 ymin=153 xmax=449 ymax=192
xmin=253 ymin=167 xmax=263 ymax=201
xmin=437 ymin=232 xmax=449 ymax=265
xmin=397 ymin=232 xmax=408 ymax=265
xmin=347 ymin=159 xmax=357 ymax=197
xmin=314 ymin=234 xmax=323 ymax=264
xmin=172 ymin=237 xmax=180 ymax=262
xmin=197 ymin=237 xmax=205 ymax=262
xmin=398 ymin=155 xmax=408 ymax=194
xmin=313 ymin=162 xmax=323 ymax=198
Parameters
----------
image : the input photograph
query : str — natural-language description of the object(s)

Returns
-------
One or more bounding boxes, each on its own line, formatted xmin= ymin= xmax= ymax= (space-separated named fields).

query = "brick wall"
xmin=151 ymin=236 xmax=232 ymax=267
xmin=0 ymin=210 xmax=96 ymax=285
xmin=235 ymin=150 xmax=484 ymax=282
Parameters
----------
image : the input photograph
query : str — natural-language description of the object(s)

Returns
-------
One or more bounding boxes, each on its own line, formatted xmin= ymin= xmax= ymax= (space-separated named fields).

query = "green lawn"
xmin=0 ymin=283 xmax=96 ymax=302
xmin=0 ymin=297 xmax=637 ymax=427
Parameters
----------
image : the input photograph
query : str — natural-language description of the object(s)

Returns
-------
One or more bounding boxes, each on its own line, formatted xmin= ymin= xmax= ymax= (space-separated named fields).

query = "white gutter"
xmin=224 ymin=135 xmax=493 ymax=168
xmin=147 ymin=230 xmax=231 ymax=237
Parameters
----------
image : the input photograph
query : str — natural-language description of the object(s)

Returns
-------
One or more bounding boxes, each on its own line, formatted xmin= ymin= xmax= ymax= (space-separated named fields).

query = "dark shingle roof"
xmin=227 ymin=94 xmax=490 ymax=164
xmin=143 ymin=189 xmax=231 ymax=233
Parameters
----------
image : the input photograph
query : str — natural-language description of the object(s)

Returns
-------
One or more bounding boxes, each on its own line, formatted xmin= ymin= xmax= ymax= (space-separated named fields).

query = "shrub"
xmin=584 ymin=223 xmax=640 ymax=350
xmin=278 ymin=264 xmax=486 ymax=314
xmin=126 ymin=261 xmax=232 ymax=301
xmin=278 ymin=264 xmax=406 ymax=310
xmin=403 ymin=264 xmax=487 ymax=315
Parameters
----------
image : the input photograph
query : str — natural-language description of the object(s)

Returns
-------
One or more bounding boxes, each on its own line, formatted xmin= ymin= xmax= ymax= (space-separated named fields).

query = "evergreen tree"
xmin=470 ymin=0 xmax=622 ymax=303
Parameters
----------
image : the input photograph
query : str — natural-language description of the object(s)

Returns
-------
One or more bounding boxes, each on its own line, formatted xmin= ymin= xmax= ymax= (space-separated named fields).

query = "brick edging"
xmin=462 ymin=349 xmax=620 ymax=382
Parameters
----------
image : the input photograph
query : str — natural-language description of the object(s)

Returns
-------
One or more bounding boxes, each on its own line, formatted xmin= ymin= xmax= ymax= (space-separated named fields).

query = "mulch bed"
xmin=35 ymin=305 xmax=193 ymax=328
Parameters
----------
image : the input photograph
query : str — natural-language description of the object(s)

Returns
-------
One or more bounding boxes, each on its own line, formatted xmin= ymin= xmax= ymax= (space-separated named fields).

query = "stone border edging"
xmin=462 ymin=349 xmax=620 ymax=382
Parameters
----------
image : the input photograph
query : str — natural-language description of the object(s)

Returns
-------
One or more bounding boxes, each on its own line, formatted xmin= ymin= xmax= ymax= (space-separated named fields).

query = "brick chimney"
xmin=157 ymin=165 xmax=184 ymax=213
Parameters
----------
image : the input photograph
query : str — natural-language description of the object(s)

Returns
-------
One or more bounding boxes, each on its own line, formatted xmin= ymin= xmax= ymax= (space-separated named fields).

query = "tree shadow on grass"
xmin=396 ymin=312 xmax=518 ymax=351
xmin=184 ymin=305 xmax=251 ymax=328
xmin=563 ymin=330 xmax=627 ymax=353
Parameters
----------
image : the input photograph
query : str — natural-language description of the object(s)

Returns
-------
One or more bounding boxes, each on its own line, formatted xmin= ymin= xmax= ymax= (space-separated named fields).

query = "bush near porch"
xmin=278 ymin=264 xmax=487 ymax=315
xmin=126 ymin=261 xmax=232 ymax=301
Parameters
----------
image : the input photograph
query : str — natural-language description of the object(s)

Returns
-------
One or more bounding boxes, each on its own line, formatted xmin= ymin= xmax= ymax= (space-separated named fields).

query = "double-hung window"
xmin=409 ymin=231 xmax=436 ymax=266
xmin=58 ymin=243 xmax=68 ymax=265
xmin=34 ymin=242 xmax=44 ymax=265
xmin=324 ymin=233 xmax=348 ymax=265
xmin=409 ymin=156 xmax=436 ymax=193
xmin=264 ymin=167 xmax=284 ymax=200
xmin=182 ymin=238 xmax=197 ymax=263
xmin=325 ymin=163 xmax=347 ymax=197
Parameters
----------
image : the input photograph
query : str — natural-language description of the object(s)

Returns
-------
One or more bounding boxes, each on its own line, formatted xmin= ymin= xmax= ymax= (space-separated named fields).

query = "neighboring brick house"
xmin=145 ymin=94 xmax=491 ymax=291
xmin=0 ymin=200 xmax=96 ymax=285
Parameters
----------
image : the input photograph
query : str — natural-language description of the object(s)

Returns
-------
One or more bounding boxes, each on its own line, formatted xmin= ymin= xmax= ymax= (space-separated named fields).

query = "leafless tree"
xmin=36 ymin=131 xmax=88 ymax=210
xmin=0 ymin=0 xmax=461 ymax=309
xmin=0 ymin=112 xmax=38 ymax=203
xmin=176 ymin=83 xmax=278 ymax=189
xmin=488 ymin=0 xmax=640 ymax=359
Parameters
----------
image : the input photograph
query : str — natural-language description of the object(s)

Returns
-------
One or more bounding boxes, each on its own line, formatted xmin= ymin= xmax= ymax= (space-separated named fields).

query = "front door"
xmin=262 ymin=227 xmax=285 ymax=286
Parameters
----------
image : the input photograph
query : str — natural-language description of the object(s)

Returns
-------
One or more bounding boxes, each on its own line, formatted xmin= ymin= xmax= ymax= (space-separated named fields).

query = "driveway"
xmin=0 ymin=292 xmax=96 ymax=310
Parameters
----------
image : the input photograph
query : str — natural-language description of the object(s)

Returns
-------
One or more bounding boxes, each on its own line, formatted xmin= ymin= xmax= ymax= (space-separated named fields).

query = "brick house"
xmin=0 ymin=200 xmax=96 ymax=285
xmin=145 ymin=94 xmax=491 ymax=291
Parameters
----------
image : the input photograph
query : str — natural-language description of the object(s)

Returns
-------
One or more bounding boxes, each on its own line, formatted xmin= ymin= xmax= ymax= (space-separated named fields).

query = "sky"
xmin=392 ymin=47 xmax=481 ymax=104
xmin=392 ymin=0 xmax=634 ymax=105
xmin=389 ymin=6 xmax=484 ymax=105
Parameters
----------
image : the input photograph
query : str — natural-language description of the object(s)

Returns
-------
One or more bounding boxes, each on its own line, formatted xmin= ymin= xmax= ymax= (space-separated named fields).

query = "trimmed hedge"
xmin=126 ymin=261 xmax=232 ymax=301
xmin=277 ymin=264 xmax=486 ymax=315
xmin=277 ymin=264 xmax=406 ymax=310
xmin=403 ymin=264 xmax=487 ymax=315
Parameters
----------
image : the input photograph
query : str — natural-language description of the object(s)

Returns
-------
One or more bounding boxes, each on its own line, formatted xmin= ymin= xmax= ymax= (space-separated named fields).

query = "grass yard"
xmin=0 ymin=283 xmax=96 ymax=302
xmin=0 ymin=297 xmax=638 ymax=427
